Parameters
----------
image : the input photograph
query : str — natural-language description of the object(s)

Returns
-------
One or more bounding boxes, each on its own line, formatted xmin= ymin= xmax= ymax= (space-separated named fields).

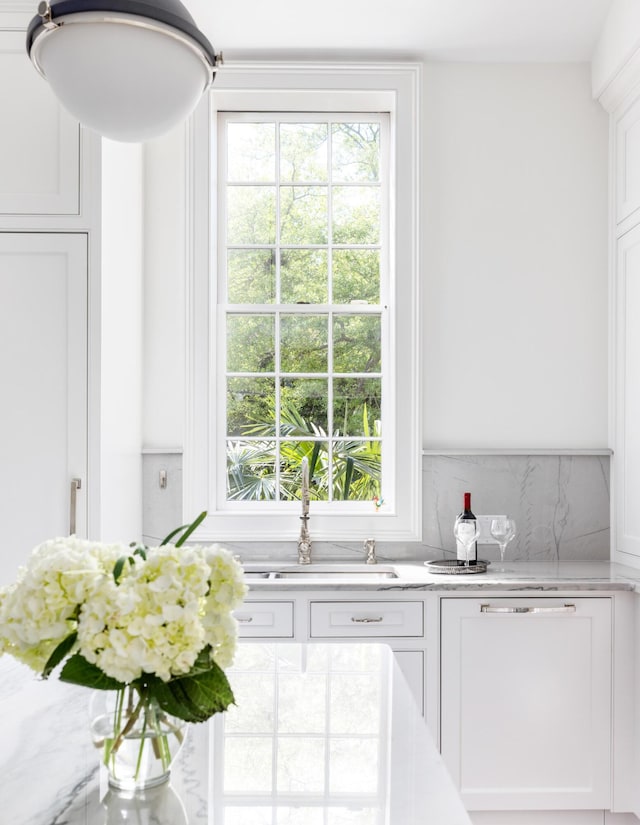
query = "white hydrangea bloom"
xmin=77 ymin=544 xmax=212 ymax=683
xmin=0 ymin=537 xmax=129 ymax=672
xmin=0 ymin=535 xmax=247 ymax=688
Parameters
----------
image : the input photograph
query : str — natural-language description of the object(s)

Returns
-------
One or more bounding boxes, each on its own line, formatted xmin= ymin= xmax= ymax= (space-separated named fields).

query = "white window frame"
xmin=185 ymin=62 xmax=421 ymax=542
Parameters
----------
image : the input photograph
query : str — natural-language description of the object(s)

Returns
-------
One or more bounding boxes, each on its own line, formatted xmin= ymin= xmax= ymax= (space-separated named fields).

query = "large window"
xmin=220 ymin=114 xmax=388 ymax=504
xmin=186 ymin=64 xmax=420 ymax=542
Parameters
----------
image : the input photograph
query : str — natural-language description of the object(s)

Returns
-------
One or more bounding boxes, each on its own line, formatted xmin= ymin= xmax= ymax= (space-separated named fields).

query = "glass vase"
xmin=90 ymin=687 xmax=187 ymax=790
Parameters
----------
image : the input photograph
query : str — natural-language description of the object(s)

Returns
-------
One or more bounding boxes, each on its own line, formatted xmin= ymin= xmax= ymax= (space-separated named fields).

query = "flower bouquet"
xmin=0 ymin=512 xmax=247 ymax=789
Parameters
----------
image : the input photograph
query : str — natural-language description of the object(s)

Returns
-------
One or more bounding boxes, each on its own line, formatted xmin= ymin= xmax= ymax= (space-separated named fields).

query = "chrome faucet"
xmin=297 ymin=457 xmax=312 ymax=564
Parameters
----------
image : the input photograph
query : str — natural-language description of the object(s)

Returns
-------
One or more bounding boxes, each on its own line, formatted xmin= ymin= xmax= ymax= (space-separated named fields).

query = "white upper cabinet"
xmin=0 ymin=233 xmax=88 ymax=585
xmin=616 ymin=96 xmax=640 ymax=233
xmin=614 ymin=222 xmax=640 ymax=562
xmin=0 ymin=29 xmax=80 ymax=216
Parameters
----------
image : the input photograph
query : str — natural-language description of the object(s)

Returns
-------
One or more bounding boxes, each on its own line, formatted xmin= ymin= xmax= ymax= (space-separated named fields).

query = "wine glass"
xmin=490 ymin=517 xmax=516 ymax=571
xmin=454 ymin=516 xmax=480 ymax=567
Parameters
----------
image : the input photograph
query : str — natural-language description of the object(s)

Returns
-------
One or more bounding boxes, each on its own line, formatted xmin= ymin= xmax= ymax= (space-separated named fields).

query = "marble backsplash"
xmin=142 ymin=452 xmax=611 ymax=563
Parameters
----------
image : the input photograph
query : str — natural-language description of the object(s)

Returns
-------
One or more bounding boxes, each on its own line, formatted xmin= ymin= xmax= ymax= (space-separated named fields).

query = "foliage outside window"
xmin=220 ymin=114 xmax=388 ymax=505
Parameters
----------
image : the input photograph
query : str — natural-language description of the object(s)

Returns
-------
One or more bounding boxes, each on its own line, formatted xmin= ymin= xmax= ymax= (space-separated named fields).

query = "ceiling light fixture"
xmin=26 ymin=0 xmax=221 ymax=142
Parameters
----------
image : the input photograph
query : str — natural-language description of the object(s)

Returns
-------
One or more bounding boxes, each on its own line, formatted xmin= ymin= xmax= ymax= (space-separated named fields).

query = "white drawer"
xmin=235 ymin=601 xmax=294 ymax=638
xmin=309 ymin=601 xmax=423 ymax=638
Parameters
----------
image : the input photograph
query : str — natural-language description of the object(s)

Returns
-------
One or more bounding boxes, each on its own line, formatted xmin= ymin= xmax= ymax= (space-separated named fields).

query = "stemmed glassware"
xmin=453 ymin=516 xmax=480 ymax=567
xmin=490 ymin=517 xmax=516 ymax=571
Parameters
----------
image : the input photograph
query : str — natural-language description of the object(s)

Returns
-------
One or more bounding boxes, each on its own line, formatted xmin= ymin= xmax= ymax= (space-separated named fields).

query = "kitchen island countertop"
xmin=0 ymin=642 xmax=472 ymax=825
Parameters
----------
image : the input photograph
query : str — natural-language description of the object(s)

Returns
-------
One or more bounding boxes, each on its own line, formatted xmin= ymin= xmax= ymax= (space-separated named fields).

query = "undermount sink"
xmin=242 ymin=563 xmax=398 ymax=580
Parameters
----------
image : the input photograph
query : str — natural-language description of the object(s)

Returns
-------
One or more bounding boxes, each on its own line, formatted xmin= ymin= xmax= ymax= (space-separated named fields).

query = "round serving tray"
xmin=425 ymin=559 xmax=489 ymax=575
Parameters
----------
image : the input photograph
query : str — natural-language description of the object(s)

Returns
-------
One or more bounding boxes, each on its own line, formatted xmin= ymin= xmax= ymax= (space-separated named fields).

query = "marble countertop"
xmin=241 ymin=560 xmax=640 ymax=593
xmin=0 ymin=643 xmax=471 ymax=825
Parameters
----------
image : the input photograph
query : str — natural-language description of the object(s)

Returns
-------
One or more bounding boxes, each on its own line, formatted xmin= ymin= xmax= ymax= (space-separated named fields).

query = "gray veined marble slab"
xmin=143 ymin=452 xmax=611 ymax=564
xmin=422 ymin=453 xmax=610 ymax=562
xmin=0 ymin=644 xmax=471 ymax=825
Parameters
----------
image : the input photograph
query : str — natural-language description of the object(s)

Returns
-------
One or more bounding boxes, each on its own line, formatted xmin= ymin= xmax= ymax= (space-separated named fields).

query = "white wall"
xmin=142 ymin=61 xmax=609 ymax=452
xmin=422 ymin=63 xmax=609 ymax=449
xmin=101 ymin=139 xmax=144 ymax=541
xmin=143 ymin=123 xmax=187 ymax=449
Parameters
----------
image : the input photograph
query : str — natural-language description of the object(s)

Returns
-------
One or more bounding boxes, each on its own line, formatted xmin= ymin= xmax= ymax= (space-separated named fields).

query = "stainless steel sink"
xmin=242 ymin=564 xmax=398 ymax=580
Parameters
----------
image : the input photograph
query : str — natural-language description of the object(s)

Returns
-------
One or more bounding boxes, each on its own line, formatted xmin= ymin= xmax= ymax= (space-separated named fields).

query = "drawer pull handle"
xmin=351 ymin=616 xmax=384 ymax=623
xmin=480 ymin=604 xmax=576 ymax=614
xmin=237 ymin=616 xmax=254 ymax=623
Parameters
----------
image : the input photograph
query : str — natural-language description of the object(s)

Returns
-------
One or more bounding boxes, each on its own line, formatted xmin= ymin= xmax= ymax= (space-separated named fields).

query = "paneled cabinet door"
xmin=0 ymin=31 xmax=80 ymax=215
xmin=0 ymin=233 xmax=87 ymax=586
xmin=616 ymin=95 xmax=640 ymax=229
xmin=614 ymin=222 xmax=640 ymax=561
xmin=440 ymin=597 xmax=611 ymax=811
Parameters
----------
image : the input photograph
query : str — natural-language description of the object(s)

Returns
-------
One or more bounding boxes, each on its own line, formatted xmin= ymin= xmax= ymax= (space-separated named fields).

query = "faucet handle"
xmin=364 ymin=538 xmax=377 ymax=564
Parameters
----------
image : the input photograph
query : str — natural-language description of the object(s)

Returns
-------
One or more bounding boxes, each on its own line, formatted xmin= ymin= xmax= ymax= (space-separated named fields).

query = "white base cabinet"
xmin=440 ymin=597 xmax=612 ymax=811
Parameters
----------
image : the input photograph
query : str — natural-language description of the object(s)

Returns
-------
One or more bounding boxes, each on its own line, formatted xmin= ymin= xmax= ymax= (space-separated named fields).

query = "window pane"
xmin=332 ymin=249 xmax=379 ymax=304
xmin=329 ymin=738 xmax=378 ymax=793
xmin=278 ymin=673 xmax=326 ymax=733
xmin=227 ymin=377 xmax=275 ymax=436
xmin=332 ymin=122 xmax=380 ymax=182
xmin=227 ymin=186 xmax=276 ymax=244
xmin=281 ymin=315 xmax=328 ymax=373
xmin=280 ymin=186 xmax=328 ymax=245
xmin=279 ymin=441 xmax=329 ymax=501
xmin=333 ymin=315 xmax=381 ymax=373
xmin=227 ymin=249 xmax=275 ymax=304
xmin=331 ymin=441 xmax=381 ymax=502
xmin=227 ymin=122 xmax=275 ymax=182
xmin=280 ymin=249 xmax=328 ymax=304
xmin=277 ymin=737 xmax=325 ymax=793
xmin=281 ymin=378 xmax=328 ymax=433
xmin=333 ymin=378 xmax=381 ymax=437
xmin=224 ymin=737 xmax=273 ymax=792
xmin=280 ymin=122 xmax=328 ymax=182
xmin=227 ymin=314 xmax=275 ymax=372
xmin=224 ymin=671 xmax=275 ymax=733
xmin=224 ymin=809 xmax=272 ymax=825
xmin=332 ymin=186 xmax=380 ymax=245
xmin=226 ymin=440 xmax=277 ymax=501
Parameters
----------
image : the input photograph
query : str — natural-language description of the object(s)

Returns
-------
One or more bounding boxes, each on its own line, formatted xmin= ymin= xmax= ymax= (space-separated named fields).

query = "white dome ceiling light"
xmin=26 ymin=0 xmax=221 ymax=142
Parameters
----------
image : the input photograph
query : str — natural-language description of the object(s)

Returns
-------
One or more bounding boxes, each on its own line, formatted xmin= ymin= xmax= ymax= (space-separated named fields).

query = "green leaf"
xmin=151 ymin=659 xmax=235 ymax=723
xmin=59 ymin=653 xmax=126 ymax=691
xmin=42 ymin=631 xmax=78 ymax=679
xmin=161 ymin=510 xmax=207 ymax=548
xmin=343 ymin=455 xmax=354 ymax=499
xmin=113 ymin=555 xmax=128 ymax=585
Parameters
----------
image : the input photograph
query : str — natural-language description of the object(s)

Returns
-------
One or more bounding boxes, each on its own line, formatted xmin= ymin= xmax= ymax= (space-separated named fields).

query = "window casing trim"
xmin=185 ymin=62 xmax=421 ymax=542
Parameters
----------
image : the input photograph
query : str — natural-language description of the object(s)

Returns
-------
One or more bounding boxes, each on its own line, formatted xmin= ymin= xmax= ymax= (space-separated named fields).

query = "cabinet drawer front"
xmin=235 ymin=601 xmax=294 ymax=638
xmin=310 ymin=601 xmax=423 ymax=638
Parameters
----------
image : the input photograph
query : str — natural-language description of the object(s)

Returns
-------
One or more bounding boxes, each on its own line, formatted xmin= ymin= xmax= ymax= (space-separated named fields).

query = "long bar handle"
xmin=351 ymin=616 xmax=384 ymax=623
xmin=70 ymin=477 xmax=81 ymax=535
xmin=480 ymin=604 xmax=576 ymax=614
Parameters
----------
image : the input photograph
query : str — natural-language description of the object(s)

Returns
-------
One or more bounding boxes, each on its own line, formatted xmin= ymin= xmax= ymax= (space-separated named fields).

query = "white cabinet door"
xmin=0 ymin=31 xmax=80 ymax=215
xmin=616 ymin=96 xmax=640 ymax=230
xmin=0 ymin=233 xmax=87 ymax=585
xmin=614 ymin=222 xmax=640 ymax=562
xmin=440 ymin=597 xmax=611 ymax=811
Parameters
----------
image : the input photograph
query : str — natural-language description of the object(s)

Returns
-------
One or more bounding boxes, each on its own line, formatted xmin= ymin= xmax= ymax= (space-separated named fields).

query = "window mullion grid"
xmin=327 ymin=119 xmax=334 ymax=503
xmin=275 ymin=116 xmax=282 ymax=502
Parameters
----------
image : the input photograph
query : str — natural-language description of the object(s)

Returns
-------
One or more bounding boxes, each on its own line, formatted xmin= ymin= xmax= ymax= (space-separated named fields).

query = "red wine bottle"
xmin=456 ymin=491 xmax=477 ymax=565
